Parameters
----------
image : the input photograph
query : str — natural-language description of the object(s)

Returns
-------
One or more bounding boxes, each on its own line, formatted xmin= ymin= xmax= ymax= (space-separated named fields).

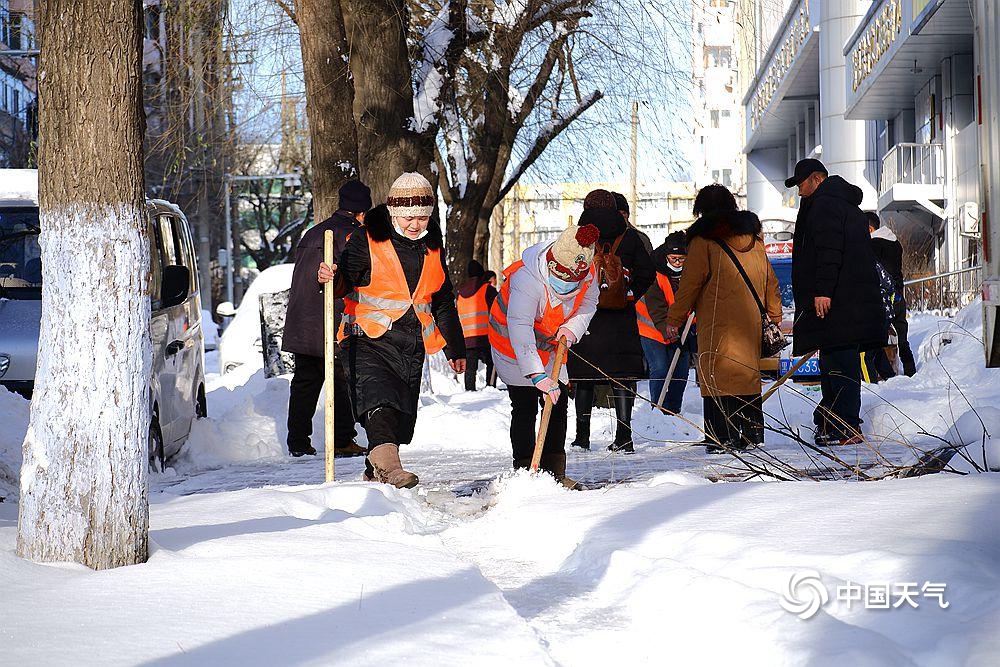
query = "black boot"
xmin=608 ymin=387 xmax=635 ymax=453
xmin=571 ymin=383 xmax=594 ymax=450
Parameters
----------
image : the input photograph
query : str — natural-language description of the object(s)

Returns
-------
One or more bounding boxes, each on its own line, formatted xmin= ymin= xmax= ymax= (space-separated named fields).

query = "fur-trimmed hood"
xmin=685 ymin=210 xmax=762 ymax=242
xmin=363 ymin=203 xmax=444 ymax=250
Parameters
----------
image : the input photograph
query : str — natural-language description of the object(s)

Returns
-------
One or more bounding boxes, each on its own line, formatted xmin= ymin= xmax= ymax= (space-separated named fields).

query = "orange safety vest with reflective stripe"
xmin=636 ymin=273 xmax=675 ymax=343
xmin=337 ymin=236 xmax=448 ymax=354
xmin=488 ymin=260 xmax=590 ymax=366
xmin=457 ymin=283 xmax=490 ymax=338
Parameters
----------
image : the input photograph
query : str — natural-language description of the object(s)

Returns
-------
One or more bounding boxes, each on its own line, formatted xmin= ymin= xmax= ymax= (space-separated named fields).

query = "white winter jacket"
xmin=491 ymin=241 xmax=599 ymax=387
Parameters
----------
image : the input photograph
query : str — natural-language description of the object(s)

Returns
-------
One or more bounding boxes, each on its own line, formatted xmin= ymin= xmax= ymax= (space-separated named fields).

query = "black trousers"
xmin=287 ymin=352 xmax=356 ymax=453
xmin=573 ymin=381 xmax=635 ymax=445
xmin=508 ymin=384 xmax=568 ymax=463
xmin=814 ymin=345 xmax=862 ymax=438
xmin=464 ymin=346 xmax=494 ymax=391
xmin=362 ymin=405 xmax=418 ymax=478
xmin=893 ymin=311 xmax=916 ymax=376
xmin=704 ymin=394 xmax=764 ymax=447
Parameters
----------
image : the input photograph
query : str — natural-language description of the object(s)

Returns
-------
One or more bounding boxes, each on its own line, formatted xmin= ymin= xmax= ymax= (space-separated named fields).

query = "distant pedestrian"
xmin=638 ymin=231 xmax=695 ymax=413
xmin=612 ymin=191 xmax=654 ymax=254
xmin=568 ymin=190 xmax=654 ymax=454
xmin=665 ymin=185 xmax=782 ymax=453
xmin=489 ymin=224 xmax=601 ymax=488
xmin=282 ymin=179 xmax=371 ymax=458
xmin=785 ymin=159 xmax=886 ymax=445
xmin=457 ymin=260 xmax=498 ymax=391
xmin=864 ymin=211 xmax=916 ymax=378
xmin=320 ymin=173 xmax=466 ymax=488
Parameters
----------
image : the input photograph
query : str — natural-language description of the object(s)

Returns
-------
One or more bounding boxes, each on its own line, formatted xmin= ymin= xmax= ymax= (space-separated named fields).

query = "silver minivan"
xmin=0 ymin=170 xmax=206 ymax=470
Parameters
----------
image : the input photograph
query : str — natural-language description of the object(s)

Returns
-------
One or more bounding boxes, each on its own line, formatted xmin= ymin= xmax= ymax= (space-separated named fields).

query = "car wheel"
xmin=196 ymin=384 xmax=207 ymax=419
xmin=149 ymin=409 xmax=165 ymax=474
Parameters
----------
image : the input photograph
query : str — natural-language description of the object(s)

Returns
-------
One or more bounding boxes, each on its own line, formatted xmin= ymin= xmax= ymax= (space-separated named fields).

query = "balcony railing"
xmin=880 ymin=142 xmax=944 ymax=196
xmin=903 ymin=266 xmax=982 ymax=313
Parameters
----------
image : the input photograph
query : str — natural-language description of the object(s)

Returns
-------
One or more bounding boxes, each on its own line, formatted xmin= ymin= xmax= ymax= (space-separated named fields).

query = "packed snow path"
xmin=2 ymin=307 xmax=1000 ymax=664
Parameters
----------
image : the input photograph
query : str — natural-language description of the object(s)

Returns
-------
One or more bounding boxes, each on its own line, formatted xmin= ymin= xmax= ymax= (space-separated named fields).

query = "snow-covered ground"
xmin=1 ymin=303 xmax=999 ymax=665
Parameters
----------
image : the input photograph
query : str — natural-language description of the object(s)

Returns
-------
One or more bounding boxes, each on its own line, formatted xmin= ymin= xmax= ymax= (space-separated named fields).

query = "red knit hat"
xmin=546 ymin=224 xmax=600 ymax=281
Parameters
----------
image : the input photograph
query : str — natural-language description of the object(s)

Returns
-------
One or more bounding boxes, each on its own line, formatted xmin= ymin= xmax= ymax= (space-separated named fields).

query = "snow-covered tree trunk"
xmin=296 ymin=0 xmax=360 ymax=222
xmin=17 ymin=0 xmax=151 ymax=569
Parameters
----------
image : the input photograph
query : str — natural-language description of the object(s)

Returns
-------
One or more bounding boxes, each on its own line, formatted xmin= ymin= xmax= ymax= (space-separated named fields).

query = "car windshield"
xmin=0 ymin=206 xmax=42 ymax=298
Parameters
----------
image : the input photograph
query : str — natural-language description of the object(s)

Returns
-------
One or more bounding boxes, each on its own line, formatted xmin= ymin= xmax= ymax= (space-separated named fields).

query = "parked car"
xmin=0 ymin=169 xmax=206 ymax=470
xmin=762 ymin=234 xmax=820 ymax=382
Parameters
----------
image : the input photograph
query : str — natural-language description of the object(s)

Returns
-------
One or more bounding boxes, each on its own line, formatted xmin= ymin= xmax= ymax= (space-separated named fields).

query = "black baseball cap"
xmin=784 ymin=158 xmax=828 ymax=188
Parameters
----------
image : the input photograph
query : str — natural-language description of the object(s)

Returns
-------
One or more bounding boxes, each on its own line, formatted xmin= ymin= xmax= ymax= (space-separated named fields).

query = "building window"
xmin=722 ymin=169 xmax=733 ymax=188
xmin=542 ymin=198 xmax=560 ymax=211
xmin=710 ymin=0 xmax=730 ymax=6
xmin=710 ymin=110 xmax=720 ymax=128
xmin=705 ymin=46 xmax=732 ymax=69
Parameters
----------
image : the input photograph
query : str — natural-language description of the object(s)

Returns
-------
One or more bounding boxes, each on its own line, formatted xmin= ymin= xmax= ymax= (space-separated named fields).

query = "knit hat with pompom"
xmin=387 ymin=172 xmax=435 ymax=218
xmin=546 ymin=224 xmax=600 ymax=281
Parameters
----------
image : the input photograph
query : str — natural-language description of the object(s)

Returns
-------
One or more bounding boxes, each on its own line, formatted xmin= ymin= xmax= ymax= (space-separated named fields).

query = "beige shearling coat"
xmin=666 ymin=211 xmax=782 ymax=397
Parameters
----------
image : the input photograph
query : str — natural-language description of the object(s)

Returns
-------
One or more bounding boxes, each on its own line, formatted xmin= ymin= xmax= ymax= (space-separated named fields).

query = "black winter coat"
xmin=568 ymin=208 xmax=654 ymax=381
xmin=871 ymin=236 xmax=904 ymax=293
xmin=335 ymin=205 xmax=465 ymax=417
xmin=791 ymin=176 xmax=887 ymax=355
xmin=282 ymin=210 xmax=361 ymax=357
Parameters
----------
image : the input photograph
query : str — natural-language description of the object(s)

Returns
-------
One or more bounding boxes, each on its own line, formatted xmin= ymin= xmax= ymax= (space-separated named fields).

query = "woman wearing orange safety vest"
xmin=319 ymin=173 xmax=465 ymax=488
xmin=488 ymin=224 xmax=600 ymax=489
xmin=456 ymin=260 xmax=498 ymax=391
xmin=637 ymin=231 xmax=695 ymax=413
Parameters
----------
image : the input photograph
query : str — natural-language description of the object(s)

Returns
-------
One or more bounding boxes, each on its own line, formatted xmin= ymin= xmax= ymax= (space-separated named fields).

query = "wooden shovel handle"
xmin=530 ymin=336 xmax=568 ymax=472
xmin=323 ymin=230 xmax=336 ymax=482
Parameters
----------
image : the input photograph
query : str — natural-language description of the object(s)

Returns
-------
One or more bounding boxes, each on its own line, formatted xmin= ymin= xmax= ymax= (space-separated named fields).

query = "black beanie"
xmin=612 ymin=191 xmax=629 ymax=214
xmin=338 ymin=180 xmax=373 ymax=213
xmin=467 ymin=259 xmax=485 ymax=277
xmin=663 ymin=231 xmax=687 ymax=255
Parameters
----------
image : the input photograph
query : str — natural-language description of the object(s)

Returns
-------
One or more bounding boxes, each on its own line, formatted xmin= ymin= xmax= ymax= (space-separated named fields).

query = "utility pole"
xmin=192 ymin=21 xmax=214 ymax=312
xmin=630 ymin=100 xmax=639 ymax=226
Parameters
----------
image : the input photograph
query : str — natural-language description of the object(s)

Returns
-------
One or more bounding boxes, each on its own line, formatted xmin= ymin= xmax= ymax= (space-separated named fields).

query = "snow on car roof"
xmin=0 ymin=169 xmax=39 ymax=205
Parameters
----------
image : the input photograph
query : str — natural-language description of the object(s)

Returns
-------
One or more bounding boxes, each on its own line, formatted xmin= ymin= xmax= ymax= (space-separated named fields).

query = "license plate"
xmin=780 ymin=357 xmax=820 ymax=376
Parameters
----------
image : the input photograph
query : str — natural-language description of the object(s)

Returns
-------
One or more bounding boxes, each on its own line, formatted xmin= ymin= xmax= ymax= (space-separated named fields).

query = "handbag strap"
xmin=713 ymin=239 xmax=767 ymax=317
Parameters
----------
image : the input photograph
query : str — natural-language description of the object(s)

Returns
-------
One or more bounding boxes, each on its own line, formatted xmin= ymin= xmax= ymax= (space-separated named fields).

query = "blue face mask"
xmin=548 ymin=274 xmax=579 ymax=295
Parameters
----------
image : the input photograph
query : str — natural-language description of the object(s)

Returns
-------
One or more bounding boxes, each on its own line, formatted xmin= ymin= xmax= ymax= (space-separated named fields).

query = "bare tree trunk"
xmin=18 ymin=0 xmax=150 ymax=569
xmin=296 ymin=0 xmax=359 ymax=222
xmin=342 ymin=0 xmax=435 ymax=202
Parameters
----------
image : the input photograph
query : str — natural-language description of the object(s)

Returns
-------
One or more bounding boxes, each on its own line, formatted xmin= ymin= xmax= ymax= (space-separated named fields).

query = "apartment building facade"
xmin=0 ymin=0 xmax=36 ymax=168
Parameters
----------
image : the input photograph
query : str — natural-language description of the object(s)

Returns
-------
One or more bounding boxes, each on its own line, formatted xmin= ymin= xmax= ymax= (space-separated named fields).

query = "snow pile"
xmin=0 ymin=388 xmax=29 ymax=502
xmin=217 ymin=264 xmax=293 ymax=374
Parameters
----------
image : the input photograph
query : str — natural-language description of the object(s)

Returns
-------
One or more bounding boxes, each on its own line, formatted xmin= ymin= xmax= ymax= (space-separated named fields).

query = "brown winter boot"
xmin=334 ymin=441 xmax=367 ymax=458
xmin=541 ymin=450 xmax=583 ymax=491
xmin=367 ymin=443 xmax=419 ymax=489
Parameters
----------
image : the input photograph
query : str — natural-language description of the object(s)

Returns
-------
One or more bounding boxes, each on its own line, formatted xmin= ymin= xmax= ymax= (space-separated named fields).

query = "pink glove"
xmin=531 ymin=375 xmax=561 ymax=404
xmin=555 ymin=327 xmax=577 ymax=345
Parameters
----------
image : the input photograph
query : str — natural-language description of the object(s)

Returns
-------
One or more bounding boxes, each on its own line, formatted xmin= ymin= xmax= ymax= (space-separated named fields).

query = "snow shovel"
xmin=655 ymin=311 xmax=696 ymax=411
xmin=530 ymin=336 xmax=568 ymax=472
xmin=760 ymin=350 xmax=817 ymax=403
xmin=323 ymin=230 xmax=336 ymax=482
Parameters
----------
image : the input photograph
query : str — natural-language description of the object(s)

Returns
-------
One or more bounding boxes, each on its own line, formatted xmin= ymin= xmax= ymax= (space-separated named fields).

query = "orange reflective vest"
xmin=636 ymin=273 xmax=675 ymax=343
xmin=488 ymin=260 xmax=590 ymax=365
xmin=457 ymin=283 xmax=490 ymax=338
xmin=338 ymin=236 xmax=447 ymax=354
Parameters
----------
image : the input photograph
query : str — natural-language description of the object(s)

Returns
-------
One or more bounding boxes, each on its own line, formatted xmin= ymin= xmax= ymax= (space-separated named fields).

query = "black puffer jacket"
xmin=282 ymin=210 xmax=361 ymax=357
xmin=568 ymin=208 xmax=654 ymax=381
xmin=335 ymin=205 xmax=464 ymax=416
xmin=791 ymin=176 xmax=887 ymax=354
